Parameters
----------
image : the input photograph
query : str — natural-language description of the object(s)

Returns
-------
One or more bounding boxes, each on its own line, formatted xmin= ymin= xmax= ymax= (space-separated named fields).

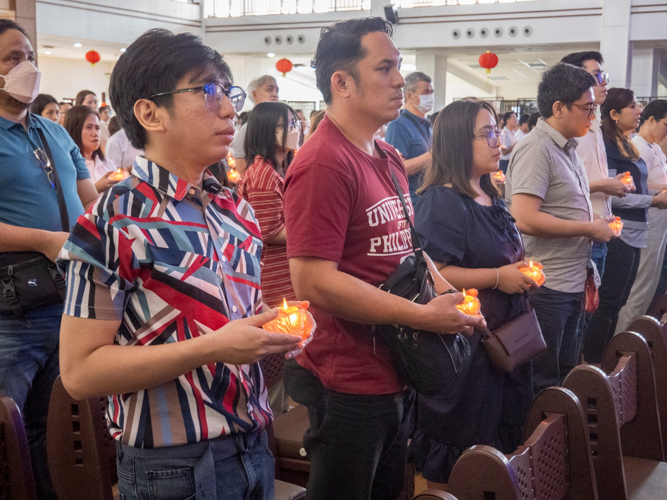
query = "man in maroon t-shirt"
xmin=283 ymin=18 xmax=485 ymax=499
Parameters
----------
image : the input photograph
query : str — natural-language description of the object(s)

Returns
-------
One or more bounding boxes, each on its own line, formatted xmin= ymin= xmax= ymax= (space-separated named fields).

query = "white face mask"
xmin=0 ymin=61 xmax=41 ymax=104
xmin=276 ymin=127 xmax=300 ymax=151
xmin=415 ymin=94 xmax=434 ymax=114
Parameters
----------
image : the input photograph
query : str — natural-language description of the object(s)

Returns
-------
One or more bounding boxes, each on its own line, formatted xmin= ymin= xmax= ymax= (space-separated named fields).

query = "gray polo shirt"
xmin=505 ymin=118 xmax=593 ymax=293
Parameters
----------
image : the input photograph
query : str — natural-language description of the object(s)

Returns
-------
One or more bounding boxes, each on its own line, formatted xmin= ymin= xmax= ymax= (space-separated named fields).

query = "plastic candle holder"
xmin=262 ymin=299 xmax=314 ymax=340
xmin=227 ymin=155 xmax=236 ymax=168
xmin=609 ymin=216 xmax=623 ymax=237
xmin=519 ymin=260 xmax=546 ymax=287
xmin=456 ymin=289 xmax=482 ymax=317
xmin=109 ymin=168 xmax=126 ymax=181
xmin=492 ymin=171 xmax=505 ymax=183
xmin=227 ymin=168 xmax=240 ymax=183
xmin=621 ymin=172 xmax=635 ymax=191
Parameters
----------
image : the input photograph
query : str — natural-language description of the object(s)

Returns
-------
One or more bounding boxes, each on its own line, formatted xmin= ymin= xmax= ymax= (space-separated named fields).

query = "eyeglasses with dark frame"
xmin=569 ymin=102 xmax=598 ymax=119
xmin=593 ymin=72 xmax=610 ymax=86
xmin=34 ymin=148 xmax=56 ymax=189
xmin=150 ymin=83 xmax=247 ymax=113
xmin=474 ymin=129 xmax=506 ymax=148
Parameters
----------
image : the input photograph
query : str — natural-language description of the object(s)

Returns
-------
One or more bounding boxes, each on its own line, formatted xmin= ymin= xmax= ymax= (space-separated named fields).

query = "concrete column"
xmin=416 ymin=53 xmax=446 ymax=112
xmin=600 ymin=0 xmax=632 ymax=88
xmin=631 ymin=48 xmax=660 ymax=98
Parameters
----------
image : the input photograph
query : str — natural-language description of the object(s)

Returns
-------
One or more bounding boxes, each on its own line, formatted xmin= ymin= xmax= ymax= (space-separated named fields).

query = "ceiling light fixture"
xmin=120 ymin=48 xmax=126 ymax=53
xmin=267 ymin=52 xmax=275 ymax=58
xmin=45 ymin=50 xmax=52 ymax=55
xmin=74 ymin=42 xmax=82 ymax=48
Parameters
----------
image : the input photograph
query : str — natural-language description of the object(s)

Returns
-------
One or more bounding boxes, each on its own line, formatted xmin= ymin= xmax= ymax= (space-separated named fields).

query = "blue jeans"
xmin=0 ymin=302 xmax=62 ymax=500
xmin=591 ymin=242 xmax=608 ymax=279
xmin=116 ymin=431 xmax=274 ymax=500
xmin=527 ymin=287 xmax=584 ymax=392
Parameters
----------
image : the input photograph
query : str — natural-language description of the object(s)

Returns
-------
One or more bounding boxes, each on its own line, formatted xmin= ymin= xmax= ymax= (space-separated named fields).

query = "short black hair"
xmin=30 ymin=94 xmax=58 ymax=116
xmin=244 ymin=102 xmax=297 ymax=174
xmin=312 ymin=17 xmax=393 ymax=105
xmin=519 ymin=113 xmax=530 ymax=125
xmin=639 ymin=99 xmax=667 ymax=127
xmin=109 ymin=29 xmax=232 ymax=150
xmin=0 ymin=19 xmax=27 ymax=38
xmin=527 ymin=112 xmax=540 ymax=130
xmin=560 ymin=51 xmax=604 ymax=69
xmin=537 ymin=63 xmax=596 ymax=119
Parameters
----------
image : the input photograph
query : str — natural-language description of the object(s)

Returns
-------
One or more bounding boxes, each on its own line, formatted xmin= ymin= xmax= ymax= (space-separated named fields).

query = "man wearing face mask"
xmin=385 ymin=71 xmax=434 ymax=204
xmin=0 ymin=20 xmax=98 ymax=500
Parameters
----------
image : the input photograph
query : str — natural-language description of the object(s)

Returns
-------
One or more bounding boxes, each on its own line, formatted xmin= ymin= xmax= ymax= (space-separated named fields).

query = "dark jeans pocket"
xmin=147 ymin=468 xmax=196 ymax=500
xmin=283 ymin=359 xmax=318 ymax=408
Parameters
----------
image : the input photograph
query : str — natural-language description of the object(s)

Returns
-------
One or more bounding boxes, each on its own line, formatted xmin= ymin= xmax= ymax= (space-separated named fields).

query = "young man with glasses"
xmin=505 ymin=63 xmax=618 ymax=393
xmin=0 ymin=20 xmax=98 ymax=500
xmin=57 ymin=29 xmax=309 ymax=500
xmin=560 ymin=51 xmax=631 ymax=281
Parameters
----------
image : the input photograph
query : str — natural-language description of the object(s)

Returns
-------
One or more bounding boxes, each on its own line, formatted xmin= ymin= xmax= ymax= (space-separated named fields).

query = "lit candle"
xmin=227 ymin=168 xmax=240 ymax=183
xmin=227 ymin=154 xmax=236 ymax=168
xmin=621 ymin=171 xmax=635 ymax=190
xmin=456 ymin=289 xmax=482 ymax=316
xmin=262 ymin=298 xmax=314 ymax=340
xmin=492 ymin=170 xmax=505 ymax=183
xmin=519 ymin=260 xmax=546 ymax=287
xmin=609 ymin=216 xmax=623 ymax=237
xmin=109 ymin=168 xmax=125 ymax=181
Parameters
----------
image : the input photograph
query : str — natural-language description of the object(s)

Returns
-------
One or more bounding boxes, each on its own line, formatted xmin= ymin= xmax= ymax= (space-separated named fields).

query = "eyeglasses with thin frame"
xmin=34 ymin=148 xmax=56 ymax=189
xmin=594 ymin=72 xmax=609 ymax=86
xmin=150 ymin=83 xmax=247 ymax=113
xmin=474 ymin=129 xmax=506 ymax=148
xmin=569 ymin=102 xmax=598 ymax=119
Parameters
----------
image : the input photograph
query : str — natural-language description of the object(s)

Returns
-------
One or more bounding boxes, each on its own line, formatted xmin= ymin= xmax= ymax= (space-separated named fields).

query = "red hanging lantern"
xmin=85 ymin=50 xmax=101 ymax=66
xmin=478 ymin=51 xmax=499 ymax=74
xmin=276 ymin=58 xmax=293 ymax=77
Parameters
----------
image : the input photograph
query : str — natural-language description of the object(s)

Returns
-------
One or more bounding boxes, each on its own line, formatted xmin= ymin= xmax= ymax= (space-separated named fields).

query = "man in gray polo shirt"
xmin=505 ymin=63 xmax=617 ymax=392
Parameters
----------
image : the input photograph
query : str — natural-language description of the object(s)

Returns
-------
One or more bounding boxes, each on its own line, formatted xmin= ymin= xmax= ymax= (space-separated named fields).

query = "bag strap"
xmin=36 ymin=126 xmax=69 ymax=231
xmin=402 ymin=110 xmax=432 ymax=148
xmin=389 ymin=168 xmax=424 ymax=260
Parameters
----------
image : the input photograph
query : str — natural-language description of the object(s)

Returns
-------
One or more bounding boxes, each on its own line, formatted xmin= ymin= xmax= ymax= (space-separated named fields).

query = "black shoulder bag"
xmin=0 ymin=127 xmax=69 ymax=318
xmin=374 ymin=169 xmax=471 ymax=396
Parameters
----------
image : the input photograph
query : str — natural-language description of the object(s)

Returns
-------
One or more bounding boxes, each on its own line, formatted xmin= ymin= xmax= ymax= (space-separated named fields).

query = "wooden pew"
xmin=563 ymin=331 xmax=667 ymax=500
xmin=0 ymin=396 xmax=37 ymax=500
xmin=412 ymin=491 xmax=458 ymax=500
xmin=447 ymin=386 xmax=597 ymax=500
xmin=646 ymin=293 xmax=667 ymax=323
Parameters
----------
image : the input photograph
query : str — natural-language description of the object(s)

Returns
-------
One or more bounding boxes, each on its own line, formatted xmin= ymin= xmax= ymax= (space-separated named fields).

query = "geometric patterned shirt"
xmin=57 ymin=157 xmax=270 ymax=448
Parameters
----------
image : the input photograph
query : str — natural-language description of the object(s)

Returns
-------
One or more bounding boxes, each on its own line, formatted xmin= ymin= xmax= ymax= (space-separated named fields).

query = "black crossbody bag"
xmin=374 ymin=169 xmax=471 ymax=396
xmin=0 ymin=127 xmax=68 ymax=318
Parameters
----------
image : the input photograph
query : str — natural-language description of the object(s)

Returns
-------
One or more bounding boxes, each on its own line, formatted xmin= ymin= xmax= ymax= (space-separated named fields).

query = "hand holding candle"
xmin=609 ymin=216 xmax=623 ymax=237
xmin=621 ymin=172 xmax=636 ymax=191
xmin=519 ymin=260 xmax=546 ymax=288
xmin=108 ymin=168 xmax=126 ymax=182
xmin=456 ymin=289 xmax=482 ymax=317
xmin=492 ymin=170 xmax=505 ymax=184
xmin=263 ymin=299 xmax=315 ymax=341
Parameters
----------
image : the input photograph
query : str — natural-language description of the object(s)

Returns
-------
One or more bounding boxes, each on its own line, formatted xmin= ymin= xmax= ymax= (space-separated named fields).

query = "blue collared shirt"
xmin=0 ymin=112 xmax=89 ymax=231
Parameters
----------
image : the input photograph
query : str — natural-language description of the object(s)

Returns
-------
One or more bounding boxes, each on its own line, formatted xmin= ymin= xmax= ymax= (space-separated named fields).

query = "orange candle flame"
xmin=456 ymin=288 xmax=482 ymax=316
xmin=492 ymin=170 xmax=505 ymax=183
xmin=519 ymin=260 xmax=546 ymax=287
xmin=621 ymin=171 xmax=635 ymax=190
xmin=227 ymin=168 xmax=240 ymax=183
xmin=609 ymin=216 xmax=623 ymax=237
xmin=263 ymin=298 xmax=314 ymax=340
xmin=227 ymin=154 xmax=236 ymax=168
xmin=109 ymin=168 xmax=125 ymax=181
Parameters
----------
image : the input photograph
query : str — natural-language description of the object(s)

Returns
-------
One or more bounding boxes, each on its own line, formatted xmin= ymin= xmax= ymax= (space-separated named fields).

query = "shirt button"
xmin=232 ymin=305 xmax=237 ymax=312
xmin=189 ymin=188 xmax=195 ymax=195
xmin=222 ymin=256 xmax=227 ymax=262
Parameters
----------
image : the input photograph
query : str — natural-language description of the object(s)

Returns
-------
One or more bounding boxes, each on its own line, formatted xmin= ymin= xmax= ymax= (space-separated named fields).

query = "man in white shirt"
xmin=515 ymin=113 xmax=530 ymax=142
xmin=560 ymin=51 xmax=631 ymax=277
xmin=106 ymin=127 xmax=142 ymax=169
xmin=499 ymin=111 xmax=518 ymax=173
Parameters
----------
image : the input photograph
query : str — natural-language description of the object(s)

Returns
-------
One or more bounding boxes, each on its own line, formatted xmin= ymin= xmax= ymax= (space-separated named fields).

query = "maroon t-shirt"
xmin=284 ymin=116 xmax=414 ymax=395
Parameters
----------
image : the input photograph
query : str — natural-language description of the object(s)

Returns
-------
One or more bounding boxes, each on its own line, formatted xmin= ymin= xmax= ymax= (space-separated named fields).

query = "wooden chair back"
xmin=46 ymin=376 xmax=114 ymax=500
xmin=626 ymin=315 xmax=667 ymax=455
xmin=448 ymin=387 xmax=595 ymax=500
xmin=0 ymin=396 xmax=37 ymax=500
xmin=646 ymin=293 xmax=667 ymax=322
xmin=562 ymin=332 xmax=664 ymax=500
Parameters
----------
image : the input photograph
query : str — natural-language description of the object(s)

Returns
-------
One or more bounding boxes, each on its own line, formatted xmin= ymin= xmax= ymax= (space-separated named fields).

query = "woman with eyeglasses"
xmin=584 ymin=90 xmax=667 ymax=362
xmin=409 ymin=99 xmax=535 ymax=490
xmin=64 ymin=105 xmax=119 ymax=194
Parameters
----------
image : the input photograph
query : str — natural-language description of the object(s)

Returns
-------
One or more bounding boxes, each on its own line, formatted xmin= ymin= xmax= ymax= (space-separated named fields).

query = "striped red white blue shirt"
xmin=58 ymin=157 xmax=271 ymax=448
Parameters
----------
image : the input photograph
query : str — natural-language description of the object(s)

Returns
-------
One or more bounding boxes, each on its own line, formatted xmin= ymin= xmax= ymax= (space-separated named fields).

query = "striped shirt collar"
xmin=133 ymin=156 xmax=222 ymax=201
xmin=536 ymin=117 xmax=579 ymax=154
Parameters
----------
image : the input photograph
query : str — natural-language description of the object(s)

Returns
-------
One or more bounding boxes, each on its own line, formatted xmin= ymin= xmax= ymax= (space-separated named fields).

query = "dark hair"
xmin=108 ymin=115 xmax=121 ymax=137
xmin=527 ymin=112 xmax=540 ymax=131
xmin=0 ymin=19 xmax=27 ymax=38
xmin=306 ymin=110 xmax=326 ymax=139
xmin=560 ymin=51 xmax=604 ymax=69
xmin=601 ymin=88 xmax=640 ymax=161
xmin=109 ymin=28 xmax=232 ymax=150
xmin=537 ymin=63 xmax=596 ymax=119
xmin=639 ymin=99 xmax=667 ymax=127
xmin=238 ymin=111 xmax=250 ymax=126
xmin=30 ymin=94 xmax=58 ymax=116
xmin=429 ymin=110 xmax=439 ymax=125
xmin=501 ymin=111 xmax=515 ymax=128
xmin=312 ymin=17 xmax=393 ymax=105
xmin=75 ymin=90 xmax=96 ymax=106
xmin=519 ymin=113 xmax=530 ymax=125
xmin=64 ymin=105 xmax=105 ymax=161
xmin=420 ymin=98 xmax=499 ymax=199
xmin=244 ymin=102 xmax=297 ymax=175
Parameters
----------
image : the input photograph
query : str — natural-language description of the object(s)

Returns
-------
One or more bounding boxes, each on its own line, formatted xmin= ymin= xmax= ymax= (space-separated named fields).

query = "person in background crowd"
xmin=410 ymin=98 xmax=535 ymax=490
xmin=617 ymin=100 xmax=667 ymax=332
xmin=30 ymin=93 xmax=60 ymax=122
xmin=238 ymin=102 xmax=300 ymax=415
xmin=295 ymin=108 xmax=308 ymax=145
xmin=58 ymin=101 xmax=71 ymax=126
xmin=283 ymin=17 xmax=484 ymax=500
xmin=0 ymin=19 xmax=98 ymax=500
xmin=231 ymin=74 xmax=279 ymax=173
xmin=58 ymin=28 xmax=309 ymax=500
xmin=385 ymin=71 xmax=434 ymax=205
xmin=98 ymin=103 xmax=111 ymax=153
xmin=560 ymin=51 xmax=630 ymax=281
xmin=527 ymin=111 xmax=540 ymax=132
xmin=99 ymin=103 xmax=110 ymax=124
xmin=107 ymin=114 xmax=121 ymax=137
xmin=515 ymin=113 xmax=530 ymax=140
xmin=75 ymin=89 xmax=98 ymax=111
xmin=64 ymin=105 xmax=118 ymax=193
xmin=499 ymin=111 xmax=519 ymax=173
xmin=429 ymin=110 xmax=440 ymax=126
xmin=506 ymin=63 xmax=617 ymax=392
xmin=105 ymin=116 xmax=142 ymax=169
xmin=583 ymin=89 xmax=667 ymax=362
xmin=304 ymin=109 xmax=325 ymax=142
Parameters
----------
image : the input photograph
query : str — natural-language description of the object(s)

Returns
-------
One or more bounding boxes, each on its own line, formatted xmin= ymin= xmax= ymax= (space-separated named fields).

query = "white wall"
xmin=38 ymin=57 xmax=115 ymax=103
